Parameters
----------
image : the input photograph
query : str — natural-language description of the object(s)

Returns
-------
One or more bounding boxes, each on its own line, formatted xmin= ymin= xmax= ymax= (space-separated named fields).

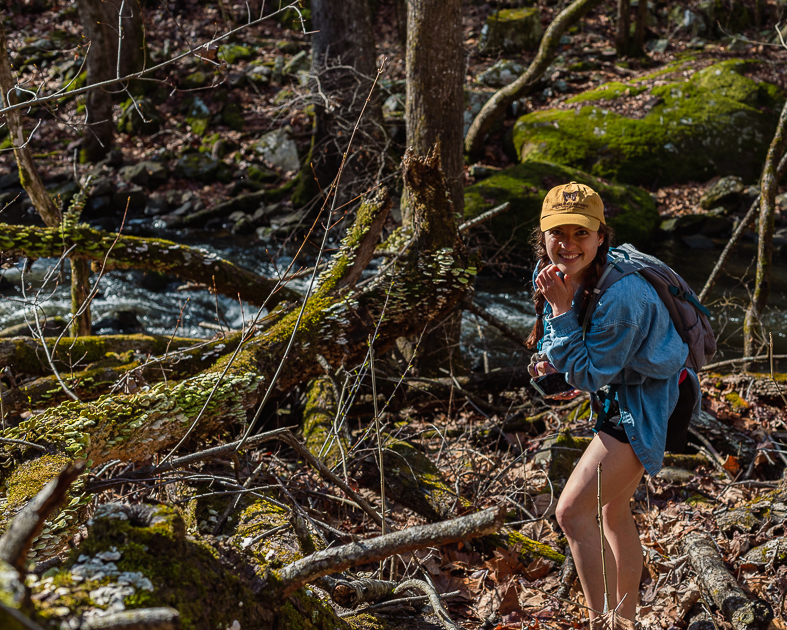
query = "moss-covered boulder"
xmin=218 ymin=43 xmax=254 ymax=65
xmin=464 ymin=160 xmax=658 ymax=261
xmin=116 ymin=98 xmax=163 ymax=136
xmin=174 ymin=152 xmax=232 ymax=183
xmin=185 ymin=96 xmax=211 ymax=137
xmin=479 ymin=7 xmax=542 ymax=54
xmin=512 ymin=60 xmax=785 ymax=186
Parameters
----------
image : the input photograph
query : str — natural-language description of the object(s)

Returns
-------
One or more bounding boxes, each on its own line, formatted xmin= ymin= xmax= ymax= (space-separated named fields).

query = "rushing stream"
xmin=1 ymin=227 xmax=786 ymax=371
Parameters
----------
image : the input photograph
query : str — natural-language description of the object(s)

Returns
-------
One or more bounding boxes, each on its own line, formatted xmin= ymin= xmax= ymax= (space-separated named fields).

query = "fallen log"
xmin=715 ymin=469 xmax=787 ymax=535
xmin=0 ymin=148 xmax=475 ymax=561
xmin=0 ymin=223 xmax=301 ymax=308
xmin=682 ymin=530 xmax=773 ymax=630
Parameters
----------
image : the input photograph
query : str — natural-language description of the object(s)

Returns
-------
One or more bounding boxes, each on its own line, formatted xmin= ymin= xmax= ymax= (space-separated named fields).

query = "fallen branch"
xmin=276 ymin=506 xmax=504 ymax=597
xmin=682 ymin=531 xmax=773 ymax=630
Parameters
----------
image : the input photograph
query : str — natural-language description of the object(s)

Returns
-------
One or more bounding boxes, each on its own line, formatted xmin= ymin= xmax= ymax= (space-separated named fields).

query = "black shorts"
xmin=593 ymin=376 xmax=696 ymax=451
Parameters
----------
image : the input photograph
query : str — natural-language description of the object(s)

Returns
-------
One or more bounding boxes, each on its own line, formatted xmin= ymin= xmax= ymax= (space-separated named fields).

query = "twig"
xmin=701 ymin=354 xmax=787 ymax=372
xmin=597 ymin=463 xmax=610 ymax=614
xmin=338 ymin=590 xmax=461 ymax=617
xmin=0 ymin=437 xmax=47 ymax=452
xmin=457 ymin=202 xmax=509 ymax=232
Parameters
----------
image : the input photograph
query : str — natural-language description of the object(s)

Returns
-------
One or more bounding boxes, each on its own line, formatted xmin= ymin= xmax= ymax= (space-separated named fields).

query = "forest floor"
xmin=2 ymin=1 xmax=787 ymax=630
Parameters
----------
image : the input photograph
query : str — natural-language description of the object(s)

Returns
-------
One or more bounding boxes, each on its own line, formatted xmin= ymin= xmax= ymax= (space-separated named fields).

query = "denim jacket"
xmin=537 ymin=270 xmax=700 ymax=476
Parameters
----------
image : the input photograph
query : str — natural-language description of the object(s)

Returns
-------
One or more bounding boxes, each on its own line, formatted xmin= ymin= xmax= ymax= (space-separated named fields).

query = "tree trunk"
xmin=0 ymin=21 xmax=61 ymax=228
xmin=743 ymin=100 xmax=787 ymax=360
xmin=615 ymin=0 xmax=631 ymax=58
xmin=69 ymin=258 xmax=92 ymax=337
xmin=464 ymin=0 xmax=605 ymax=159
xmin=75 ymin=0 xmax=145 ymax=162
xmin=630 ymin=0 xmax=648 ymax=56
xmin=307 ymin=0 xmax=383 ymax=207
xmin=405 ymin=0 xmax=464 ymax=217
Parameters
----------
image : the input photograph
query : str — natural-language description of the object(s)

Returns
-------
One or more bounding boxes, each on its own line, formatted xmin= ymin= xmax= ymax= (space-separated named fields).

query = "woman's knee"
xmin=555 ymin=494 xmax=592 ymax=538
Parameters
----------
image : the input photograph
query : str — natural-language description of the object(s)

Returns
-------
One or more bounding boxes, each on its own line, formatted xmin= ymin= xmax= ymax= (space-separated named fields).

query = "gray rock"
xmin=680 ymin=233 xmax=714 ymax=249
xmin=254 ymin=128 xmax=300 ymax=173
xmin=47 ymin=180 xmax=80 ymax=209
xmin=283 ymin=50 xmax=310 ymax=75
xmin=0 ymin=171 xmax=21 ymax=190
xmin=479 ymin=7 xmax=542 ymax=54
xmin=699 ymin=208 xmax=734 ymax=237
xmin=247 ymin=65 xmax=272 ymax=85
xmin=476 ymin=60 xmax=524 ymax=88
xmin=113 ymin=187 xmax=146 ymax=213
xmin=186 ymin=96 xmax=212 ymax=137
xmin=464 ymin=90 xmax=493 ymax=136
xmin=228 ymin=210 xmax=248 ymax=222
xmin=144 ymin=195 xmax=169 ymax=216
xmin=646 ymin=39 xmax=669 ymax=53
xmin=120 ymin=163 xmax=150 ymax=187
xmin=231 ymin=216 xmax=256 ymax=235
xmin=90 ymin=177 xmax=115 ymax=197
xmin=174 ymin=153 xmax=232 ymax=183
xmin=660 ymin=214 xmax=707 ymax=236
xmin=700 ymin=176 xmax=745 ymax=210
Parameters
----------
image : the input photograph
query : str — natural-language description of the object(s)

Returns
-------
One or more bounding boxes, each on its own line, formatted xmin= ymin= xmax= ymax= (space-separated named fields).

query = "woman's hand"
xmin=535 ymin=264 xmax=576 ymax=317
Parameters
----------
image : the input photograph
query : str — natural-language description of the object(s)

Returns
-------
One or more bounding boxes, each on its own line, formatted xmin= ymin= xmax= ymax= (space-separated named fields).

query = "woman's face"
xmin=544 ymin=224 xmax=603 ymax=282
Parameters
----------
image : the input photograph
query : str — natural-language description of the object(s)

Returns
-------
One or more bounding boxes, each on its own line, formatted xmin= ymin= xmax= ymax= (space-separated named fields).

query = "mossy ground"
xmin=513 ymin=60 xmax=785 ymax=186
xmin=463 ymin=160 xmax=658 ymax=263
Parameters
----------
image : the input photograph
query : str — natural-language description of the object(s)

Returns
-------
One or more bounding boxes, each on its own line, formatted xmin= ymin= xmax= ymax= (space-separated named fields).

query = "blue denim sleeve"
xmin=541 ymin=277 xmax=653 ymax=392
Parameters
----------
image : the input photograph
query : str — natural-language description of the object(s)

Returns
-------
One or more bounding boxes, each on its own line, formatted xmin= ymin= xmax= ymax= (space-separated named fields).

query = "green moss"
xmin=218 ymin=44 xmax=254 ymax=65
xmin=566 ymin=81 xmax=647 ymax=104
xmin=513 ymin=60 xmax=785 ymax=185
xmin=724 ymin=391 xmax=749 ymax=411
xmin=498 ymin=530 xmax=566 ymax=564
xmin=4 ymin=454 xmax=73 ymax=510
xmin=463 ymin=160 xmax=658 ymax=263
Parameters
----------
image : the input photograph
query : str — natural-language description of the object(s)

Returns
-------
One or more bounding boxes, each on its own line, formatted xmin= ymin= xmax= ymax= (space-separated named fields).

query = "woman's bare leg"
xmin=555 ymin=433 xmax=644 ymax=621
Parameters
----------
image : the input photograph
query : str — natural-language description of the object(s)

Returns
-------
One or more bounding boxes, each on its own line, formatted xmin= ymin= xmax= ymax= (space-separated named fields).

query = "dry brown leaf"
xmin=590 ymin=610 xmax=637 ymax=630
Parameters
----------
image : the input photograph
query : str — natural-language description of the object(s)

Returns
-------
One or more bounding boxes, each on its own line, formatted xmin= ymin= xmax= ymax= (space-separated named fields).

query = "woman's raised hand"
xmin=535 ymin=264 xmax=575 ymax=317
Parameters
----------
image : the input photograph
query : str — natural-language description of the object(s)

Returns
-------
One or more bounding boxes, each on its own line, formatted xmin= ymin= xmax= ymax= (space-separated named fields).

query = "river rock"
xmin=117 ymin=98 xmax=163 ymax=136
xmin=254 ymin=128 xmax=300 ymax=173
xmin=113 ymin=187 xmax=146 ymax=213
xmin=120 ymin=162 xmax=168 ymax=189
xmin=93 ymin=310 xmax=145 ymax=335
xmin=464 ymin=160 xmax=658 ymax=264
xmin=700 ymin=176 xmax=745 ymax=210
xmin=174 ymin=153 xmax=232 ymax=184
xmin=476 ymin=60 xmax=524 ymax=88
xmin=512 ymin=59 xmax=785 ymax=186
xmin=47 ymin=179 xmax=80 ymax=209
xmin=144 ymin=194 xmax=169 ymax=216
xmin=479 ymin=7 xmax=542 ymax=54
xmin=660 ymin=214 xmax=708 ymax=236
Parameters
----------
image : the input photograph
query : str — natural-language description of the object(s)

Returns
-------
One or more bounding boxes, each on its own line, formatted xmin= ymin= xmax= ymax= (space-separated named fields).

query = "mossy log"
xmin=715 ymin=469 xmax=787 ymax=535
xmin=0 ymin=333 xmax=216 ymax=379
xmin=0 ymin=223 xmax=301 ymax=308
xmin=0 ymin=149 xmax=476 ymax=561
xmin=1 ymin=334 xmax=241 ymax=416
xmin=302 ymin=376 xmax=349 ymax=469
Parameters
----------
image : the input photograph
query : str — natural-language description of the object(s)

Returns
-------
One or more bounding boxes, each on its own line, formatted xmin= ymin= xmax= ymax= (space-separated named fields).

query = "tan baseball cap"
xmin=540 ymin=181 xmax=605 ymax=232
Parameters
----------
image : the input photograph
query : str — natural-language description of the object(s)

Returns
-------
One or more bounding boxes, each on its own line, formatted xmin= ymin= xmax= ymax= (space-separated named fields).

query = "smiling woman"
xmin=524 ymin=182 xmax=699 ymax=626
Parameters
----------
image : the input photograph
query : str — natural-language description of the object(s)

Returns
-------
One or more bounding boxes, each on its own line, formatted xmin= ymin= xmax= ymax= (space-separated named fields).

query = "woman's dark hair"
xmin=525 ymin=223 xmax=614 ymax=350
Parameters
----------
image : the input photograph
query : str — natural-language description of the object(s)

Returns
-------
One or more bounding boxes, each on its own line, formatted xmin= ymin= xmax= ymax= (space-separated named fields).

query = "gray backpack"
xmin=581 ymin=244 xmax=717 ymax=372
